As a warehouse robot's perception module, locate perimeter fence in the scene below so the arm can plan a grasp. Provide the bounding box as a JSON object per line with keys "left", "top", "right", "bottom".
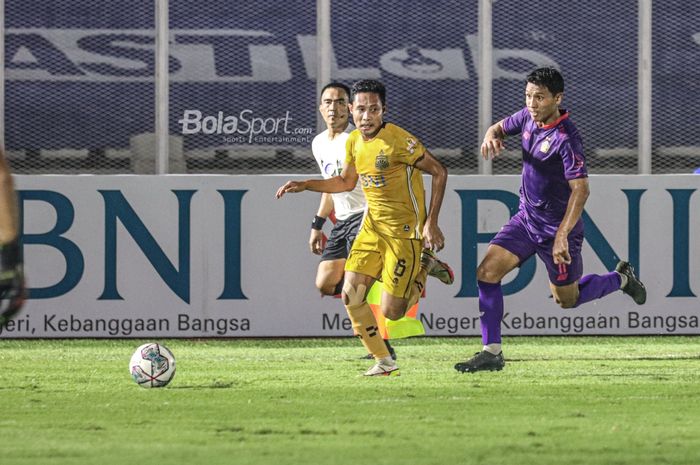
{"left": 3, "top": 1, "right": 698, "bottom": 175}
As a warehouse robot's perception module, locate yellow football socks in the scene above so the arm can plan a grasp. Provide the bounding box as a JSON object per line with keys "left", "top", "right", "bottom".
{"left": 406, "top": 267, "right": 429, "bottom": 310}
{"left": 345, "top": 301, "right": 391, "bottom": 359}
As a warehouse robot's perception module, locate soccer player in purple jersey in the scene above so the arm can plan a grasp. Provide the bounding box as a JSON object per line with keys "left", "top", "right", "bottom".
{"left": 455, "top": 67, "right": 647, "bottom": 373}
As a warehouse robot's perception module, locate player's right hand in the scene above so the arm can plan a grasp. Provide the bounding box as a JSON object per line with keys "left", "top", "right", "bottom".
{"left": 275, "top": 181, "right": 307, "bottom": 198}
{"left": 0, "top": 240, "right": 26, "bottom": 328}
{"left": 480, "top": 137, "right": 505, "bottom": 159}
{"left": 309, "top": 229, "right": 325, "bottom": 255}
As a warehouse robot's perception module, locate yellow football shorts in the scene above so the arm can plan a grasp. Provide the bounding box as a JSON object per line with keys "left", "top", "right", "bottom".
{"left": 345, "top": 226, "right": 422, "bottom": 299}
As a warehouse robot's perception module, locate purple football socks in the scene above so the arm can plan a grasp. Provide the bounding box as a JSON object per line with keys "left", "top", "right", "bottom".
{"left": 574, "top": 272, "right": 622, "bottom": 307}
{"left": 478, "top": 280, "right": 504, "bottom": 345}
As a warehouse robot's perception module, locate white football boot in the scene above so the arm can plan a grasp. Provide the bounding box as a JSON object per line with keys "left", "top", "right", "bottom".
{"left": 364, "top": 357, "right": 400, "bottom": 376}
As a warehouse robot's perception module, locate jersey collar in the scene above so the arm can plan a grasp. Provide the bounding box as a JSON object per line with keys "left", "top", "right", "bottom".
{"left": 539, "top": 110, "right": 569, "bottom": 129}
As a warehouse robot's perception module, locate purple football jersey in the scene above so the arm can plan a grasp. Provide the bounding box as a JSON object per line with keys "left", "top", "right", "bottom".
{"left": 502, "top": 108, "right": 587, "bottom": 237}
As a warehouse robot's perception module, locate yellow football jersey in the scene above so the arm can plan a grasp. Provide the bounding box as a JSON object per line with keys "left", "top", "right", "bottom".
{"left": 345, "top": 123, "right": 427, "bottom": 239}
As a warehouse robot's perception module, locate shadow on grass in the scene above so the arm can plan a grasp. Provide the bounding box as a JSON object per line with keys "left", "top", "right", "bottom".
{"left": 170, "top": 380, "right": 235, "bottom": 389}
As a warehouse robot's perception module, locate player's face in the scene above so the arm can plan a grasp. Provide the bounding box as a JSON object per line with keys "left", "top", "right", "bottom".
{"left": 319, "top": 87, "right": 350, "bottom": 131}
{"left": 525, "top": 82, "right": 562, "bottom": 126}
{"left": 351, "top": 92, "right": 385, "bottom": 140}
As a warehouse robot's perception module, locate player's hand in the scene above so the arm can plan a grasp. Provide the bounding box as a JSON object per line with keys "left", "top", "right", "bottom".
{"left": 275, "top": 181, "right": 307, "bottom": 199}
{"left": 309, "top": 229, "right": 325, "bottom": 255}
{"left": 422, "top": 222, "right": 445, "bottom": 252}
{"left": 0, "top": 241, "right": 26, "bottom": 328}
{"left": 552, "top": 231, "right": 571, "bottom": 265}
{"left": 480, "top": 137, "right": 505, "bottom": 159}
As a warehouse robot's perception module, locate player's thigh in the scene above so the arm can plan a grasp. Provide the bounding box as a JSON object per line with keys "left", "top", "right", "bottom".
{"left": 376, "top": 237, "right": 421, "bottom": 320}
{"left": 323, "top": 213, "right": 362, "bottom": 260}
{"left": 477, "top": 244, "right": 522, "bottom": 283}
{"left": 345, "top": 228, "right": 382, "bottom": 286}
{"left": 315, "top": 259, "right": 345, "bottom": 290}
{"left": 380, "top": 236, "right": 422, "bottom": 300}
{"left": 483, "top": 214, "right": 536, "bottom": 282}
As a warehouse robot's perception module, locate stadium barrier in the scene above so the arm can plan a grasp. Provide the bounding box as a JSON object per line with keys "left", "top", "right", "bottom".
{"left": 1, "top": 174, "right": 697, "bottom": 338}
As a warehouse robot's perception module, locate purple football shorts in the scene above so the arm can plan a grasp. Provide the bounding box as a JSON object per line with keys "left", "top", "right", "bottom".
{"left": 490, "top": 211, "right": 584, "bottom": 286}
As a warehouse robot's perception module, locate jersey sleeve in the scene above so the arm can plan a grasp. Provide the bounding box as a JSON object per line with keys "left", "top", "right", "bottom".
{"left": 501, "top": 107, "right": 529, "bottom": 136}
{"left": 344, "top": 133, "right": 356, "bottom": 167}
{"left": 310, "top": 135, "right": 324, "bottom": 172}
{"left": 560, "top": 136, "right": 588, "bottom": 180}
{"left": 393, "top": 125, "right": 426, "bottom": 165}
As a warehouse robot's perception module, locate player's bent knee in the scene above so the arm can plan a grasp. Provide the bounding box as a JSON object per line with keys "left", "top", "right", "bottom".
{"left": 551, "top": 284, "right": 579, "bottom": 309}
{"left": 317, "top": 282, "right": 337, "bottom": 296}
{"left": 384, "top": 308, "right": 405, "bottom": 321}
{"left": 382, "top": 303, "right": 407, "bottom": 321}
{"left": 554, "top": 293, "right": 577, "bottom": 309}
{"left": 476, "top": 264, "right": 501, "bottom": 283}
{"left": 342, "top": 281, "right": 367, "bottom": 307}
{"left": 558, "top": 299, "right": 576, "bottom": 309}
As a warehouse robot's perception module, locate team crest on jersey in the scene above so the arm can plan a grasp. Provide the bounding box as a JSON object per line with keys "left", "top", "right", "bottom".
{"left": 540, "top": 138, "right": 551, "bottom": 153}
{"left": 406, "top": 137, "right": 418, "bottom": 154}
{"left": 375, "top": 150, "right": 390, "bottom": 170}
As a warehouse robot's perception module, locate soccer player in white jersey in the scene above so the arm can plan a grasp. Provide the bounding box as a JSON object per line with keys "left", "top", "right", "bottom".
{"left": 310, "top": 83, "right": 365, "bottom": 296}
{"left": 0, "top": 146, "right": 25, "bottom": 328}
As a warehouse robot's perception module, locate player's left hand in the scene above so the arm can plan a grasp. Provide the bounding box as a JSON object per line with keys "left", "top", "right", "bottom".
{"left": 552, "top": 232, "right": 571, "bottom": 265}
{"left": 275, "top": 181, "right": 307, "bottom": 199}
{"left": 422, "top": 222, "right": 445, "bottom": 252}
{"left": 309, "top": 229, "right": 325, "bottom": 255}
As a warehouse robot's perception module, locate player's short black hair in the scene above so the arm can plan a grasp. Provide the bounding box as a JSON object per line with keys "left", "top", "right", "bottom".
{"left": 351, "top": 79, "right": 386, "bottom": 107}
{"left": 527, "top": 67, "right": 564, "bottom": 95}
{"left": 319, "top": 82, "right": 351, "bottom": 101}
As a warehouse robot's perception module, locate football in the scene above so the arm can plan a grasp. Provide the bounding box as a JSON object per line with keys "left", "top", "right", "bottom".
{"left": 129, "top": 343, "right": 176, "bottom": 388}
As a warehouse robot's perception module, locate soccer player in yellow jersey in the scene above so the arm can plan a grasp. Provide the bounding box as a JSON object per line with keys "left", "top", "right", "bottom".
{"left": 276, "top": 80, "right": 453, "bottom": 376}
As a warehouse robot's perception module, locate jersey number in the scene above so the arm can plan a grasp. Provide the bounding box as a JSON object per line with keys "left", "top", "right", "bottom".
{"left": 393, "top": 259, "right": 406, "bottom": 278}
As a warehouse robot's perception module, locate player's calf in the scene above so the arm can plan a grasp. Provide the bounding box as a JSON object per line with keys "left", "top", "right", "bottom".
{"left": 343, "top": 281, "right": 393, "bottom": 363}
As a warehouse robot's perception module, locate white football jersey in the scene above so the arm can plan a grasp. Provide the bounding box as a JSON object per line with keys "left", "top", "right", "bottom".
{"left": 311, "top": 126, "right": 366, "bottom": 220}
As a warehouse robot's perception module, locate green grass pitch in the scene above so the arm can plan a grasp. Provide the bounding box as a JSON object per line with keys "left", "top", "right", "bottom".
{"left": 1, "top": 336, "right": 699, "bottom": 465}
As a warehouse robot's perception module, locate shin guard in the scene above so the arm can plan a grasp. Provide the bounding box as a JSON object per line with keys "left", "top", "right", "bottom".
{"left": 345, "top": 301, "right": 390, "bottom": 360}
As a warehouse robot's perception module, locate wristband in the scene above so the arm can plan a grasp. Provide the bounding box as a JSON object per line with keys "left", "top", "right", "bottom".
{"left": 311, "top": 215, "right": 326, "bottom": 230}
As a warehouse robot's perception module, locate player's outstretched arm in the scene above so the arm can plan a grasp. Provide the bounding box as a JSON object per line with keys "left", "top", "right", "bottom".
{"left": 481, "top": 120, "right": 507, "bottom": 159}
{"left": 275, "top": 180, "right": 308, "bottom": 198}
{"left": 276, "top": 165, "right": 359, "bottom": 199}
{"left": 415, "top": 150, "right": 447, "bottom": 251}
